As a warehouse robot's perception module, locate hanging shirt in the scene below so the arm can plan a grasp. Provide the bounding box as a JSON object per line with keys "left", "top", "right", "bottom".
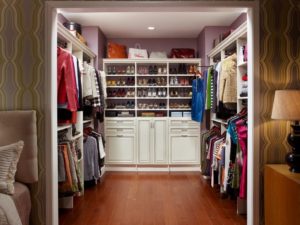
{"left": 191, "top": 78, "right": 205, "bottom": 122}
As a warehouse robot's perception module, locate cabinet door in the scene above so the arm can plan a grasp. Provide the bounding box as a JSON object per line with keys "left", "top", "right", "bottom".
{"left": 106, "top": 134, "right": 135, "bottom": 164}
{"left": 137, "top": 119, "right": 152, "bottom": 163}
{"left": 169, "top": 134, "right": 200, "bottom": 164}
{"left": 153, "top": 119, "right": 167, "bottom": 164}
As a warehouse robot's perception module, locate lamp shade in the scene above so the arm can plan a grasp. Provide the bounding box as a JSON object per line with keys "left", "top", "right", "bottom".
{"left": 271, "top": 90, "right": 300, "bottom": 120}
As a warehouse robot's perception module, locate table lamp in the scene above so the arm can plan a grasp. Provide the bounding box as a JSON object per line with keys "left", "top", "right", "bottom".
{"left": 271, "top": 90, "right": 300, "bottom": 172}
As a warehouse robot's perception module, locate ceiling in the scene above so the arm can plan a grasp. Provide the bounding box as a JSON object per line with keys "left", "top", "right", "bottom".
{"left": 62, "top": 12, "right": 243, "bottom": 38}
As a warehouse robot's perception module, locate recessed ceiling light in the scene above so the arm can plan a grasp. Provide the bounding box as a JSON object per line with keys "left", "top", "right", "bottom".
{"left": 147, "top": 26, "right": 155, "bottom": 30}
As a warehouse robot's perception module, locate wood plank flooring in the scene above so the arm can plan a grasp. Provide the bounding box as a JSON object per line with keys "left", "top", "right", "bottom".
{"left": 59, "top": 172, "right": 246, "bottom": 225}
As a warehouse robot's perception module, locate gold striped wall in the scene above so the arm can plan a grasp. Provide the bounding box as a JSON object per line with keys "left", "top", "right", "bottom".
{"left": 0, "top": 0, "right": 299, "bottom": 225}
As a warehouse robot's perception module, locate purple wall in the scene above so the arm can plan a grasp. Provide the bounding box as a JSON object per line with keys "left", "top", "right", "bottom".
{"left": 197, "top": 13, "right": 247, "bottom": 66}
{"left": 108, "top": 38, "right": 197, "bottom": 58}
{"left": 230, "top": 13, "right": 247, "bottom": 30}
{"left": 197, "top": 26, "right": 230, "bottom": 66}
{"left": 82, "top": 26, "right": 107, "bottom": 70}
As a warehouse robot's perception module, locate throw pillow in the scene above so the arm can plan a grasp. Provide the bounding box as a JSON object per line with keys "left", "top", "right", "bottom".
{"left": 0, "top": 141, "right": 24, "bottom": 195}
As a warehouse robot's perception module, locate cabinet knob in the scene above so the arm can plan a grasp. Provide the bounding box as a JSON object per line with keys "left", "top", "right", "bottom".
{"left": 117, "top": 134, "right": 123, "bottom": 137}
{"left": 181, "top": 134, "right": 188, "bottom": 137}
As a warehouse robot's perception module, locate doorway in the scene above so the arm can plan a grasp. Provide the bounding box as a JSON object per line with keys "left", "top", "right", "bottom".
{"left": 45, "top": 1, "right": 260, "bottom": 225}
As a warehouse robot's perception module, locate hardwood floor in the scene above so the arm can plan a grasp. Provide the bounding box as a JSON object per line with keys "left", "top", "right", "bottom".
{"left": 59, "top": 172, "right": 246, "bottom": 225}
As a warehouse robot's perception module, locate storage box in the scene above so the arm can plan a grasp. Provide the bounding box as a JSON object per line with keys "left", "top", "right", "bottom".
{"left": 183, "top": 112, "right": 191, "bottom": 117}
{"left": 171, "top": 111, "right": 182, "bottom": 117}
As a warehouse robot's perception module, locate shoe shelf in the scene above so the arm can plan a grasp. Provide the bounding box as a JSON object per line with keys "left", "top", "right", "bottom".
{"left": 103, "top": 58, "right": 201, "bottom": 117}
{"left": 106, "top": 74, "right": 136, "bottom": 77}
{"left": 107, "top": 86, "right": 135, "bottom": 88}
{"left": 106, "top": 97, "right": 135, "bottom": 99}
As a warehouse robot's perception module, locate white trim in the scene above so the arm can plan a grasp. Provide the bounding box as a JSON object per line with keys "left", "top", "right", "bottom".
{"left": 247, "top": 4, "right": 260, "bottom": 225}
{"left": 45, "top": 2, "right": 259, "bottom": 225}
{"left": 169, "top": 166, "right": 201, "bottom": 172}
{"left": 207, "top": 21, "right": 247, "bottom": 58}
{"left": 57, "top": 22, "right": 96, "bottom": 58}
{"left": 103, "top": 58, "right": 202, "bottom": 64}
{"left": 45, "top": 3, "right": 58, "bottom": 225}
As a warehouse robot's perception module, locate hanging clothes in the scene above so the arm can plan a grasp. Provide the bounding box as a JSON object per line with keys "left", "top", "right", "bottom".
{"left": 83, "top": 135, "right": 100, "bottom": 182}
{"left": 191, "top": 77, "right": 205, "bottom": 122}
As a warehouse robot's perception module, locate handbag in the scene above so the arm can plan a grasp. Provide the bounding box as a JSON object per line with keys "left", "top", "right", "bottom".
{"left": 107, "top": 42, "right": 127, "bottom": 58}
{"left": 149, "top": 51, "right": 167, "bottom": 59}
{"left": 170, "top": 48, "right": 195, "bottom": 58}
{"left": 128, "top": 44, "right": 148, "bottom": 59}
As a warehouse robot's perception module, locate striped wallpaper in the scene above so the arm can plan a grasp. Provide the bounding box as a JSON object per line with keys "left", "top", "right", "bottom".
{"left": 0, "top": 0, "right": 299, "bottom": 224}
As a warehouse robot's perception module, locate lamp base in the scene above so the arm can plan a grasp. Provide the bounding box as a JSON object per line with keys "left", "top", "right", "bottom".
{"left": 286, "top": 152, "right": 300, "bottom": 173}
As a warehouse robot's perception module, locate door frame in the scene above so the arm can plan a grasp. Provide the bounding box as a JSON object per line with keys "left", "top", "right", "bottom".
{"left": 45, "top": 1, "right": 260, "bottom": 225}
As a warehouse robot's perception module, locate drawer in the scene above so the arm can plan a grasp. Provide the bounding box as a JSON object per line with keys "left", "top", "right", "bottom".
{"left": 170, "top": 127, "right": 199, "bottom": 134}
{"left": 105, "top": 118, "right": 135, "bottom": 127}
{"left": 169, "top": 119, "right": 200, "bottom": 128}
{"left": 105, "top": 127, "right": 135, "bottom": 135}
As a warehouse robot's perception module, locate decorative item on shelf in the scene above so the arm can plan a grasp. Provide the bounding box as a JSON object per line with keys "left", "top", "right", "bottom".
{"left": 271, "top": 90, "right": 300, "bottom": 173}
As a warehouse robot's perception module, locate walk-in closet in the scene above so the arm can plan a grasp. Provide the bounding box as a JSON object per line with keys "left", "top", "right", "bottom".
{"left": 45, "top": 2, "right": 259, "bottom": 225}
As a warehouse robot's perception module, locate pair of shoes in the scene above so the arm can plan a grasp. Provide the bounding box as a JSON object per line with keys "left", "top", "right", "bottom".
{"left": 170, "top": 77, "right": 179, "bottom": 86}
{"left": 127, "top": 77, "right": 135, "bottom": 85}
{"left": 126, "top": 101, "right": 135, "bottom": 109}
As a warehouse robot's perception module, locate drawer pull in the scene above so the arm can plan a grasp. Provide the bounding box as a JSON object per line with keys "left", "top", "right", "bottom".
{"left": 117, "top": 135, "right": 123, "bottom": 137}
{"left": 181, "top": 134, "right": 188, "bottom": 137}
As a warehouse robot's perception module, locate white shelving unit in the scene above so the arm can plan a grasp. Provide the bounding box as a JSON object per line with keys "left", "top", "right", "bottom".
{"left": 57, "top": 22, "right": 97, "bottom": 209}
{"left": 103, "top": 58, "right": 201, "bottom": 118}
{"left": 103, "top": 59, "right": 201, "bottom": 170}
{"left": 207, "top": 21, "right": 248, "bottom": 215}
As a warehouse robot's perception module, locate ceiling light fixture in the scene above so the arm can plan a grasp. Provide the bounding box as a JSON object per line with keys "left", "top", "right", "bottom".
{"left": 147, "top": 26, "right": 155, "bottom": 30}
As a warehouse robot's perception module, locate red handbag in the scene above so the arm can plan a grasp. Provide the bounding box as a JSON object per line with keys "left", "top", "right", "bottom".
{"left": 170, "top": 48, "right": 195, "bottom": 58}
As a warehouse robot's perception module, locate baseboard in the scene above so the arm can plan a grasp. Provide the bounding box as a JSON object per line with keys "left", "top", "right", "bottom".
{"left": 105, "top": 165, "right": 201, "bottom": 172}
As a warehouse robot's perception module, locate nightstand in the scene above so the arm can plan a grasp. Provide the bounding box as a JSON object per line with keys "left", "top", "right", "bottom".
{"left": 264, "top": 164, "right": 300, "bottom": 225}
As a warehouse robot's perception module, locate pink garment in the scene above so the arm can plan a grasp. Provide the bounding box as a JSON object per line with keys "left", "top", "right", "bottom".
{"left": 57, "top": 47, "right": 79, "bottom": 111}
{"left": 236, "top": 119, "right": 247, "bottom": 199}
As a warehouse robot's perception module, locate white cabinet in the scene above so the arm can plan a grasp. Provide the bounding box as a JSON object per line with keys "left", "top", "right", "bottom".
{"left": 106, "top": 133, "right": 135, "bottom": 164}
{"left": 137, "top": 118, "right": 167, "bottom": 164}
{"left": 169, "top": 118, "right": 200, "bottom": 165}
{"left": 105, "top": 118, "right": 136, "bottom": 164}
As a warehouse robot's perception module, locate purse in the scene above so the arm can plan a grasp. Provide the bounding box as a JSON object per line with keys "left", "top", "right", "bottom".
{"left": 170, "top": 48, "right": 195, "bottom": 58}
{"left": 128, "top": 44, "right": 148, "bottom": 59}
{"left": 149, "top": 51, "right": 167, "bottom": 59}
{"left": 107, "top": 42, "right": 127, "bottom": 58}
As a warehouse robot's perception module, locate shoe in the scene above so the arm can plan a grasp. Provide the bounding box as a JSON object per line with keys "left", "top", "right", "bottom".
{"left": 130, "top": 101, "right": 135, "bottom": 108}
{"left": 130, "top": 65, "right": 135, "bottom": 74}
{"left": 152, "top": 89, "right": 157, "bottom": 97}
{"left": 148, "top": 78, "right": 153, "bottom": 86}
{"left": 153, "top": 65, "right": 158, "bottom": 74}
{"left": 149, "top": 65, "right": 153, "bottom": 74}
{"left": 184, "top": 78, "right": 189, "bottom": 86}
{"left": 116, "top": 79, "right": 121, "bottom": 86}
{"left": 154, "top": 103, "right": 158, "bottom": 109}
{"left": 163, "top": 66, "right": 167, "bottom": 74}
{"left": 107, "top": 80, "right": 112, "bottom": 86}
{"left": 121, "top": 80, "right": 126, "bottom": 86}
{"left": 157, "top": 77, "right": 161, "bottom": 86}
{"left": 170, "top": 77, "right": 174, "bottom": 86}
{"left": 158, "top": 66, "right": 162, "bottom": 74}
{"left": 147, "top": 89, "right": 152, "bottom": 97}
{"left": 126, "top": 66, "right": 131, "bottom": 75}
{"left": 158, "top": 88, "right": 162, "bottom": 97}
{"left": 143, "top": 89, "right": 147, "bottom": 97}
{"left": 161, "top": 77, "right": 166, "bottom": 86}
{"left": 180, "top": 78, "right": 185, "bottom": 86}
{"left": 107, "top": 66, "right": 112, "bottom": 75}
{"left": 138, "top": 103, "right": 142, "bottom": 109}
{"left": 162, "top": 88, "right": 167, "bottom": 97}
{"left": 137, "top": 89, "right": 142, "bottom": 97}
{"left": 112, "top": 66, "right": 116, "bottom": 74}
{"left": 126, "top": 101, "right": 131, "bottom": 108}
